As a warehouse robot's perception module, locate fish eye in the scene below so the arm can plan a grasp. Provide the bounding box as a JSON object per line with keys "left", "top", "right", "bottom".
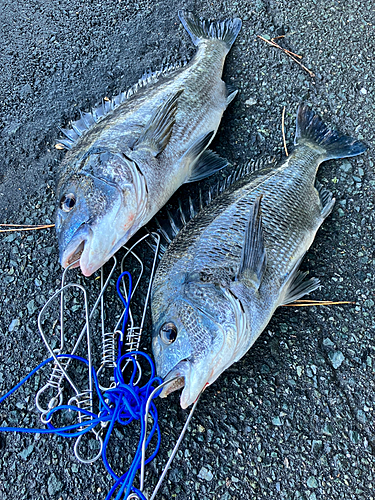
{"left": 60, "top": 193, "right": 76, "bottom": 212}
{"left": 160, "top": 322, "right": 178, "bottom": 344}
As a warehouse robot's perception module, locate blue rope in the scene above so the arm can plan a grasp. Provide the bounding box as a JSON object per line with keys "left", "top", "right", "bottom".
{"left": 0, "top": 271, "right": 163, "bottom": 500}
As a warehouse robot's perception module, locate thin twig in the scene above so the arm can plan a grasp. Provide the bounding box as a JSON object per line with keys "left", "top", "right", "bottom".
{"left": 0, "top": 224, "right": 55, "bottom": 233}
{"left": 257, "top": 35, "right": 315, "bottom": 78}
{"left": 287, "top": 54, "right": 315, "bottom": 78}
{"left": 283, "top": 300, "right": 355, "bottom": 307}
{"left": 282, "top": 106, "right": 288, "bottom": 157}
{"left": 257, "top": 35, "right": 303, "bottom": 59}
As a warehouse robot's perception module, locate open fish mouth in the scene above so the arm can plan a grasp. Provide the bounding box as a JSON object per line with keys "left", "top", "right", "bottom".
{"left": 159, "top": 360, "right": 208, "bottom": 408}
{"left": 60, "top": 238, "right": 86, "bottom": 269}
{"left": 59, "top": 226, "right": 91, "bottom": 271}
{"left": 160, "top": 375, "right": 185, "bottom": 397}
{"left": 159, "top": 360, "right": 190, "bottom": 398}
{"left": 64, "top": 240, "right": 85, "bottom": 268}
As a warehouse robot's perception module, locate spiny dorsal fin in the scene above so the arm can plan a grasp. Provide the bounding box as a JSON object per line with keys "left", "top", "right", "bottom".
{"left": 57, "top": 61, "right": 188, "bottom": 150}
{"left": 133, "top": 89, "right": 183, "bottom": 156}
{"left": 209, "top": 155, "right": 277, "bottom": 196}
{"left": 235, "top": 196, "right": 267, "bottom": 289}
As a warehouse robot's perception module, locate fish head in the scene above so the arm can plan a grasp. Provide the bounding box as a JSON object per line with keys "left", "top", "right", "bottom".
{"left": 152, "top": 277, "right": 241, "bottom": 409}
{"left": 56, "top": 148, "right": 147, "bottom": 276}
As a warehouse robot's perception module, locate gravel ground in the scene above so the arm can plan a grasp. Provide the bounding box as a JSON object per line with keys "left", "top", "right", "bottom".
{"left": 0, "top": 1, "right": 374, "bottom": 499}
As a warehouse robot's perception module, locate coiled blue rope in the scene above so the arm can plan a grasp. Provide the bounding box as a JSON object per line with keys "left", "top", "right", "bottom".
{"left": 0, "top": 271, "right": 163, "bottom": 500}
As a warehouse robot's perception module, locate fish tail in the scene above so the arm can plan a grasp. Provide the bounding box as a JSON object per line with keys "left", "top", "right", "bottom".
{"left": 178, "top": 10, "right": 242, "bottom": 50}
{"left": 295, "top": 104, "right": 367, "bottom": 161}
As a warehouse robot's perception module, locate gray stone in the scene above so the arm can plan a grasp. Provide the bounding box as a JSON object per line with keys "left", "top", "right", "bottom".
{"left": 47, "top": 473, "right": 62, "bottom": 495}
{"left": 197, "top": 466, "right": 213, "bottom": 481}
{"left": 8, "top": 318, "right": 20, "bottom": 332}
{"left": 328, "top": 350, "right": 345, "bottom": 369}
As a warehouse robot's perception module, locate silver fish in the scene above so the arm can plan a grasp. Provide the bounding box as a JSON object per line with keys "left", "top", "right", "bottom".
{"left": 55, "top": 11, "right": 242, "bottom": 276}
{"left": 151, "top": 105, "right": 367, "bottom": 409}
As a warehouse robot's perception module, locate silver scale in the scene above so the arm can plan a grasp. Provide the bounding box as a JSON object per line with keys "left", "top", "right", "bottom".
{"left": 34, "top": 232, "right": 200, "bottom": 500}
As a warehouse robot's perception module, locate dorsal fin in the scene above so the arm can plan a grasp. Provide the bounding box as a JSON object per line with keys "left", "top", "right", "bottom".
{"left": 57, "top": 62, "right": 188, "bottom": 150}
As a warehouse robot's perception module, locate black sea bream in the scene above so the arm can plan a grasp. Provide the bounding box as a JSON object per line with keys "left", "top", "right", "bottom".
{"left": 55, "top": 11, "right": 242, "bottom": 276}
{"left": 151, "top": 105, "right": 367, "bottom": 409}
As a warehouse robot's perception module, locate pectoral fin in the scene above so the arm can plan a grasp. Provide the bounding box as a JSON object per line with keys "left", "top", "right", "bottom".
{"left": 236, "top": 196, "right": 267, "bottom": 289}
{"left": 134, "top": 89, "right": 183, "bottom": 156}
{"left": 186, "top": 147, "right": 229, "bottom": 183}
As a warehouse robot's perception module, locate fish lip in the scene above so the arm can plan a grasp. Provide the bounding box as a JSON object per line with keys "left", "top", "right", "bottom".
{"left": 59, "top": 225, "right": 91, "bottom": 270}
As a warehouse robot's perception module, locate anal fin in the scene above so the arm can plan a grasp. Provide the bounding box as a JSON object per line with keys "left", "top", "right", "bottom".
{"left": 315, "top": 180, "right": 335, "bottom": 219}
{"left": 281, "top": 261, "right": 320, "bottom": 306}
{"left": 134, "top": 89, "right": 183, "bottom": 156}
{"left": 236, "top": 196, "right": 267, "bottom": 289}
{"left": 226, "top": 83, "right": 238, "bottom": 106}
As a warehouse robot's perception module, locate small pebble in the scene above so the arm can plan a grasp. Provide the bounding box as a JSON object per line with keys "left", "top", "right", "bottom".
{"left": 8, "top": 318, "right": 20, "bottom": 332}
{"left": 329, "top": 351, "right": 345, "bottom": 369}
{"left": 198, "top": 466, "right": 213, "bottom": 481}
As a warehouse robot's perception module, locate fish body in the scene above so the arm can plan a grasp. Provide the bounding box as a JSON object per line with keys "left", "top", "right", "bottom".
{"left": 55, "top": 11, "right": 242, "bottom": 276}
{"left": 151, "top": 105, "right": 367, "bottom": 409}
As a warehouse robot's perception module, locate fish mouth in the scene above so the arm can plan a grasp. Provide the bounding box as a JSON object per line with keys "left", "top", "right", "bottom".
{"left": 159, "top": 361, "right": 189, "bottom": 398}
{"left": 59, "top": 226, "right": 91, "bottom": 273}
{"left": 65, "top": 240, "right": 85, "bottom": 268}
{"left": 60, "top": 221, "right": 140, "bottom": 277}
{"left": 159, "top": 360, "right": 208, "bottom": 409}
{"left": 161, "top": 375, "right": 186, "bottom": 397}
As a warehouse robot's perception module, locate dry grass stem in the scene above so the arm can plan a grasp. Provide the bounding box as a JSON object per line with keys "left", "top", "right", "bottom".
{"left": 282, "top": 106, "right": 288, "bottom": 157}
{"left": 0, "top": 224, "right": 55, "bottom": 233}
{"left": 257, "top": 35, "right": 315, "bottom": 78}
{"left": 283, "top": 299, "right": 355, "bottom": 308}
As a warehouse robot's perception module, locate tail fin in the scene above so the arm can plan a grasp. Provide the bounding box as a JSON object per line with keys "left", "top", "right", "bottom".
{"left": 295, "top": 104, "right": 367, "bottom": 161}
{"left": 178, "top": 10, "right": 242, "bottom": 50}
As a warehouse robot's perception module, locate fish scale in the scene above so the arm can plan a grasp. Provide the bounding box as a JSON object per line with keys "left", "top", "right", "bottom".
{"left": 161, "top": 150, "right": 323, "bottom": 281}
{"left": 151, "top": 104, "right": 367, "bottom": 409}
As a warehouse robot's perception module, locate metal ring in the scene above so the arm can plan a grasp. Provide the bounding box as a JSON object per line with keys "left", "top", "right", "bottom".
{"left": 35, "top": 384, "right": 64, "bottom": 414}
{"left": 74, "top": 432, "right": 103, "bottom": 464}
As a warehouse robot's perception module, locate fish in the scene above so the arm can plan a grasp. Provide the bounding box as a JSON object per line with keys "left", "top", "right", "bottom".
{"left": 151, "top": 104, "right": 367, "bottom": 409}
{"left": 55, "top": 10, "right": 242, "bottom": 276}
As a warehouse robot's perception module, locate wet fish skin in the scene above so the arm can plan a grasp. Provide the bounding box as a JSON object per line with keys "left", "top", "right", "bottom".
{"left": 151, "top": 104, "right": 367, "bottom": 409}
{"left": 56, "top": 11, "right": 242, "bottom": 276}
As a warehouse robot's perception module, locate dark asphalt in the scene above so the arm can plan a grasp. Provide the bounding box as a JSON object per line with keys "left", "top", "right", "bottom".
{"left": 0, "top": 1, "right": 374, "bottom": 499}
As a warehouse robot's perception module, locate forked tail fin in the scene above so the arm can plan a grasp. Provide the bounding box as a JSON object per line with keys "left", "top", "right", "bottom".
{"left": 178, "top": 10, "right": 242, "bottom": 50}
{"left": 295, "top": 104, "right": 367, "bottom": 161}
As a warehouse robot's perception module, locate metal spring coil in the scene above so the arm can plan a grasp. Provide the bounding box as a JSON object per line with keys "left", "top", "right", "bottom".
{"left": 46, "top": 359, "right": 69, "bottom": 390}
{"left": 124, "top": 327, "right": 142, "bottom": 354}
{"left": 101, "top": 331, "right": 117, "bottom": 368}
{"left": 73, "top": 391, "right": 94, "bottom": 425}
